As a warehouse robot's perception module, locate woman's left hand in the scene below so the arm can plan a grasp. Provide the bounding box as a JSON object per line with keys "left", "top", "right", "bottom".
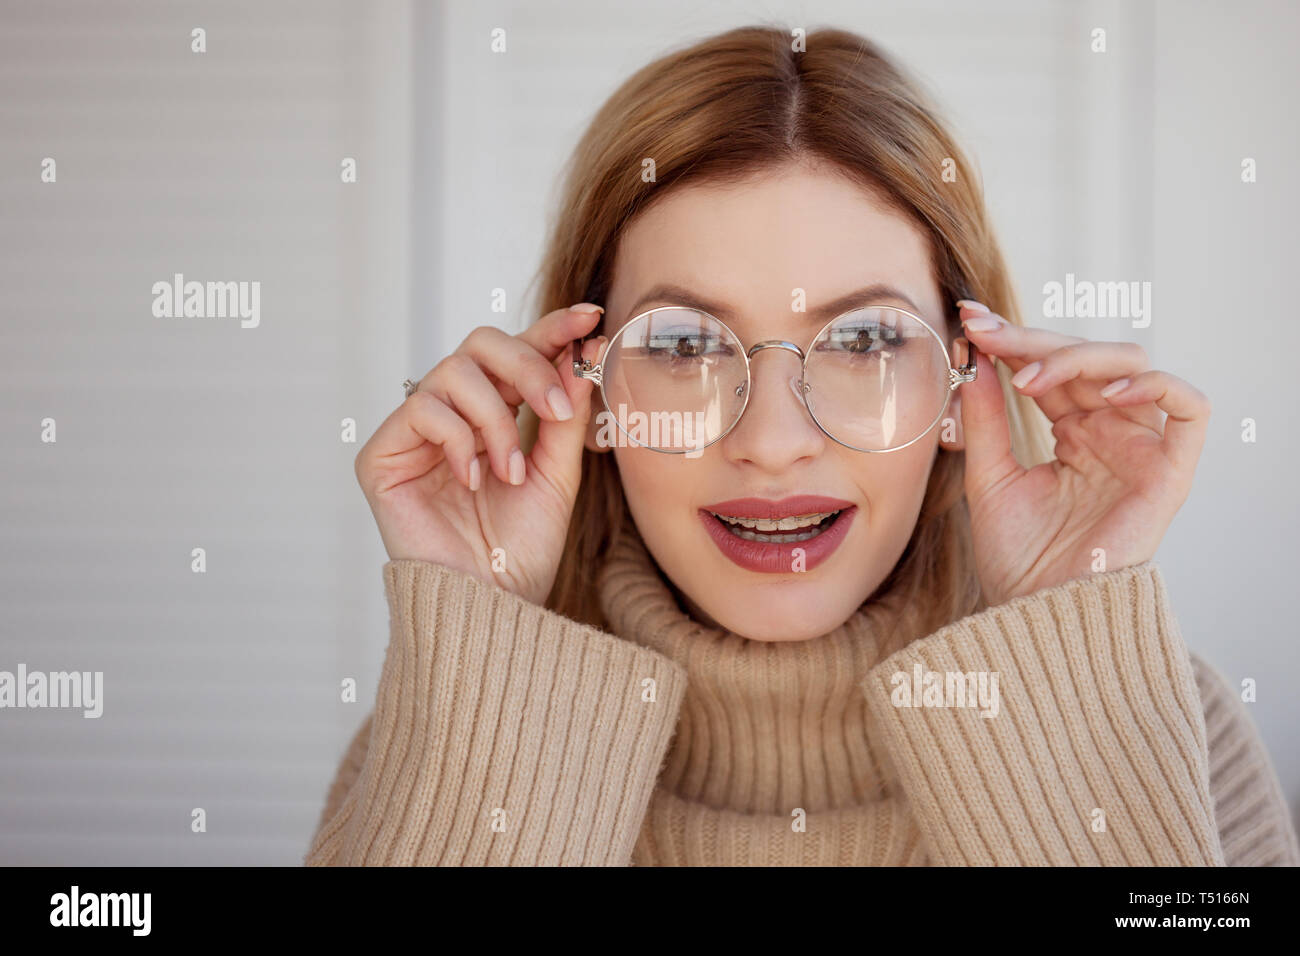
{"left": 954, "top": 300, "right": 1211, "bottom": 607}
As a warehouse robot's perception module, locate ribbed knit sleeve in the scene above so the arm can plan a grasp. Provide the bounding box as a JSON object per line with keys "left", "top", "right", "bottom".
{"left": 304, "top": 560, "right": 688, "bottom": 866}
{"left": 860, "top": 561, "right": 1225, "bottom": 866}
{"left": 1190, "top": 657, "right": 1300, "bottom": 866}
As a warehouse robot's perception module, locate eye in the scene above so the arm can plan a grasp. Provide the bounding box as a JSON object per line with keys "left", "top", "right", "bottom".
{"left": 820, "top": 321, "right": 903, "bottom": 354}
{"left": 646, "top": 328, "right": 732, "bottom": 362}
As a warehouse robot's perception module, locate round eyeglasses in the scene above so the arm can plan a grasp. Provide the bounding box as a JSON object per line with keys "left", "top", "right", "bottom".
{"left": 571, "top": 304, "right": 977, "bottom": 454}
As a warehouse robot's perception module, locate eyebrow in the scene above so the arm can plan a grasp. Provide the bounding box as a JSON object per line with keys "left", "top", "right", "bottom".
{"left": 625, "top": 281, "right": 927, "bottom": 324}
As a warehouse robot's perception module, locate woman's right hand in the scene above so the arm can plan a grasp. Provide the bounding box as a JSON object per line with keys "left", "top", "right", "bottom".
{"left": 355, "top": 304, "right": 607, "bottom": 605}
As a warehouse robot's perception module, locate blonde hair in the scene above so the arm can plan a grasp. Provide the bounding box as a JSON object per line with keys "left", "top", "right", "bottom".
{"left": 518, "top": 24, "right": 1053, "bottom": 641}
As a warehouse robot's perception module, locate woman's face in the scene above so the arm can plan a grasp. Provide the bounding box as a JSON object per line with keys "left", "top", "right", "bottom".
{"left": 592, "top": 160, "right": 961, "bottom": 642}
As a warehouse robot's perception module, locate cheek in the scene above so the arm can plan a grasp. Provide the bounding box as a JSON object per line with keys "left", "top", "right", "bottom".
{"left": 845, "top": 442, "right": 938, "bottom": 527}
{"left": 612, "top": 447, "right": 675, "bottom": 515}
{"left": 614, "top": 446, "right": 707, "bottom": 545}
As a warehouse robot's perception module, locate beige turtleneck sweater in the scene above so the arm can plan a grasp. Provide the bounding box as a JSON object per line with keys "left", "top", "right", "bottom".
{"left": 304, "top": 521, "right": 1299, "bottom": 866}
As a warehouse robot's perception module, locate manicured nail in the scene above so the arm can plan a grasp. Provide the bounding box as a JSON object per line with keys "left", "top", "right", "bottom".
{"left": 1099, "top": 377, "right": 1131, "bottom": 399}
{"left": 468, "top": 457, "right": 481, "bottom": 491}
{"left": 570, "top": 302, "right": 605, "bottom": 314}
{"left": 962, "top": 316, "right": 1003, "bottom": 332}
{"left": 1011, "top": 361, "right": 1042, "bottom": 389}
{"left": 509, "top": 448, "right": 526, "bottom": 485}
{"left": 547, "top": 385, "right": 574, "bottom": 421}
{"left": 957, "top": 299, "right": 990, "bottom": 313}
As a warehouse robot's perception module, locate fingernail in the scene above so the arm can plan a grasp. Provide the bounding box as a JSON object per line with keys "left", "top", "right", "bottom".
{"left": 957, "top": 299, "right": 990, "bottom": 313}
{"left": 962, "top": 316, "right": 1003, "bottom": 332}
{"left": 547, "top": 385, "right": 574, "bottom": 421}
{"left": 1011, "top": 362, "right": 1041, "bottom": 389}
{"left": 570, "top": 302, "right": 605, "bottom": 314}
{"left": 1099, "top": 377, "right": 1130, "bottom": 399}
{"left": 509, "top": 448, "right": 526, "bottom": 485}
{"left": 468, "top": 457, "right": 481, "bottom": 491}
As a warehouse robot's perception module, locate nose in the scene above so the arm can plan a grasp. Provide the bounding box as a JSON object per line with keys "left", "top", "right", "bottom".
{"left": 719, "top": 343, "right": 825, "bottom": 469}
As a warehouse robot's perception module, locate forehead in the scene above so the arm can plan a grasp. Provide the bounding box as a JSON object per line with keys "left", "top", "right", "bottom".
{"left": 609, "top": 162, "right": 937, "bottom": 319}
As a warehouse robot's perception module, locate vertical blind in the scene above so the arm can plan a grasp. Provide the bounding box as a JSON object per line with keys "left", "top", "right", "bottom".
{"left": 0, "top": 0, "right": 413, "bottom": 864}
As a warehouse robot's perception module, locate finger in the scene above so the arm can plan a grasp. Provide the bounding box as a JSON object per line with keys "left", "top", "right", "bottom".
{"left": 1026, "top": 340, "right": 1165, "bottom": 433}
{"left": 1097, "top": 369, "right": 1212, "bottom": 474}
{"left": 1013, "top": 340, "right": 1150, "bottom": 395}
{"left": 528, "top": 334, "right": 606, "bottom": 501}
{"left": 428, "top": 354, "right": 529, "bottom": 485}
{"left": 959, "top": 309, "right": 1090, "bottom": 420}
{"left": 959, "top": 305, "right": 1086, "bottom": 371}
{"left": 956, "top": 339, "right": 1023, "bottom": 499}
{"left": 363, "top": 390, "right": 479, "bottom": 494}
{"left": 516, "top": 303, "right": 605, "bottom": 360}
{"left": 449, "top": 326, "right": 580, "bottom": 430}
{"left": 1096, "top": 394, "right": 1167, "bottom": 435}
{"left": 1010, "top": 340, "right": 1152, "bottom": 421}
{"left": 961, "top": 303, "right": 1139, "bottom": 415}
{"left": 484, "top": 368, "right": 526, "bottom": 410}
{"left": 452, "top": 312, "right": 603, "bottom": 424}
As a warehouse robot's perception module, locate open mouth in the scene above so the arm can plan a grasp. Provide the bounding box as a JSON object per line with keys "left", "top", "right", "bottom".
{"left": 697, "top": 496, "right": 858, "bottom": 573}
{"left": 707, "top": 510, "right": 844, "bottom": 543}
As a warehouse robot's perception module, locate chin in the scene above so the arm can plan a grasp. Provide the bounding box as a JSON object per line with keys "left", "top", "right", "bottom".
{"left": 702, "top": 569, "right": 865, "bottom": 642}
{"left": 721, "top": 610, "right": 848, "bottom": 643}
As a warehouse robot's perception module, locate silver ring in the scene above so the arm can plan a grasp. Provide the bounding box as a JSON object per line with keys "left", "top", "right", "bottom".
{"left": 402, "top": 378, "right": 419, "bottom": 398}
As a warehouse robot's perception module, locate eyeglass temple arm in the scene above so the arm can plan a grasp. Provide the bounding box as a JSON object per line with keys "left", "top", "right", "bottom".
{"left": 573, "top": 338, "right": 604, "bottom": 387}
{"left": 949, "top": 338, "right": 978, "bottom": 390}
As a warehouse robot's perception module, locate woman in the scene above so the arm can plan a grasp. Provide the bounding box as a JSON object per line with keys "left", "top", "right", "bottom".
{"left": 305, "top": 25, "right": 1298, "bottom": 866}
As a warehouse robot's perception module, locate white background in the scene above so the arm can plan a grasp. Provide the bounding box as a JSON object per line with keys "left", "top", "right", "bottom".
{"left": 1, "top": 0, "right": 1295, "bottom": 864}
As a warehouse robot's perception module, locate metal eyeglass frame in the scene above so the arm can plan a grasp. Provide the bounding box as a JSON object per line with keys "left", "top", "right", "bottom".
{"left": 571, "top": 303, "right": 978, "bottom": 454}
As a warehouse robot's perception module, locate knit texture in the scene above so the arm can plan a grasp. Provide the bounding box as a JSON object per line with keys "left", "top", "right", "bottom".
{"left": 1192, "top": 657, "right": 1300, "bottom": 865}
{"left": 305, "top": 556, "right": 687, "bottom": 865}
{"left": 305, "top": 521, "right": 1299, "bottom": 867}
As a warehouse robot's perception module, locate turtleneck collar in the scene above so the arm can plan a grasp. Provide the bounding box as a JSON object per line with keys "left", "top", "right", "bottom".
{"left": 597, "top": 518, "right": 918, "bottom": 816}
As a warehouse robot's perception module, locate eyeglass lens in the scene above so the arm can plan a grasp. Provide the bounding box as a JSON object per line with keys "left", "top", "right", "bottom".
{"left": 598, "top": 306, "right": 953, "bottom": 453}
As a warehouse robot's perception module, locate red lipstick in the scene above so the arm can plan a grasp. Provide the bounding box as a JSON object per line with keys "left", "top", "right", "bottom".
{"left": 698, "top": 496, "right": 857, "bottom": 574}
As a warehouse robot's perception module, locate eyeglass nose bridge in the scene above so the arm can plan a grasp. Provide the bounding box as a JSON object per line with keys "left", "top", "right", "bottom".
{"left": 746, "top": 339, "right": 804, "bottom": 360}
{"left": 742, "top": 340, "right": 810, "bottom": 402}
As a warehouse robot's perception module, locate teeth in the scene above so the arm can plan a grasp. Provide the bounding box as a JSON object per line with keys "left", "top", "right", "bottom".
{"left": 711, "top": 511, "right": 837, "bottom": 531}
{"left": 726, "top": 525, "right": 828, "bottom": 543}
{"left": 711, "top": 510, "right": 843, "bottom": 543}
